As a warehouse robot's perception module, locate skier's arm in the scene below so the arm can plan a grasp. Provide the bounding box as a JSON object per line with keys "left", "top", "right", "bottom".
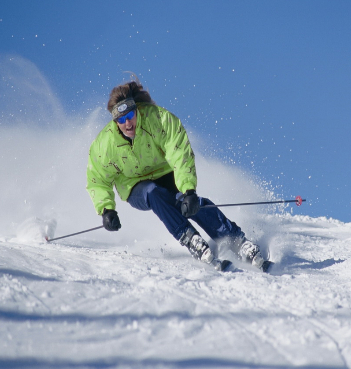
{"left": 157, "top": 109, "right": 197, "bottom": 193}
{"left": 86, "top": 143, "right": 116, "bottom": 215}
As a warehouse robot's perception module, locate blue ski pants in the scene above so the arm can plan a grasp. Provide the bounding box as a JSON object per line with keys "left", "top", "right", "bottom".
{"left": 127, "top": 180, "right": 244, "bottom": 243}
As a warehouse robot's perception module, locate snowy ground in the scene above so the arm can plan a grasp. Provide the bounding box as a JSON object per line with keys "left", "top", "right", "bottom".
{"left": 1, "top": 70, "right": 351, "bottom": 367}
{"left": 1, "top": 210, "right": 351, "bottom": 369}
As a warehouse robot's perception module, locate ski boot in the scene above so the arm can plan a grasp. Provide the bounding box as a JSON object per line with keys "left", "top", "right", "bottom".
{"left": 239, "top": 238, "right": 273, "bottom": 273}
{"left": 180, "top": 228, "right": 232, "bottom": 271}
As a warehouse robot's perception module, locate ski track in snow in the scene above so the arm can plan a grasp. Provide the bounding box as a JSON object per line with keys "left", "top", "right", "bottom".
{"left": 1, "top": 214, "right": 351, "bottom": 369}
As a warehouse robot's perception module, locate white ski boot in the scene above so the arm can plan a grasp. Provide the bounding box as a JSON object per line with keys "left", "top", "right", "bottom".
{"left": 239, "top": 239, "right": 273, "bottom": 273}
{"left": 180, "top": 228, "right": 232, "bottom": 271}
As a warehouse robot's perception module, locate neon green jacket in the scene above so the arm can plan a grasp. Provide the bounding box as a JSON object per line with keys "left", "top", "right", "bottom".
{"left": 86, "top": 103, "right": 197, "bottom": 215}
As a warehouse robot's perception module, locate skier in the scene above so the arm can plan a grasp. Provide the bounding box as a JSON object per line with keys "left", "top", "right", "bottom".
{"left": 86, "top": 77, "right": 272, "bottom": 272}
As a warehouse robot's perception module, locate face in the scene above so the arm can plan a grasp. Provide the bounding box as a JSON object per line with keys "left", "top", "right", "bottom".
{"left": 117, "top": 110, "right": 137, "bottom": 139}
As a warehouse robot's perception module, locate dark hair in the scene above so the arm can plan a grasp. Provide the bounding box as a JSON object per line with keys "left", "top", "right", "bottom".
{"left": 107, "top": 74, "right": 155, "bottom": 112}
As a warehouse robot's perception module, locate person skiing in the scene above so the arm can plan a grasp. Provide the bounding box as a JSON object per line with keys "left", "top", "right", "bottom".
{"left": 86, "top": 77, "right": 272, "bottom": 272}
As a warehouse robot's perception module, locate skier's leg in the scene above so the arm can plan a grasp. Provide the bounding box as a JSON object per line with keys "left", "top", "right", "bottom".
{"left": 189, "top": 197, "right": 245, "bottom": 249}
{"left": 127, "top": 181, "right": 220, "bottom": 267}
{"left": 127, "top": 180, "right": 189, "bottom": 239}
{"left": 190, "top": 197, "right": 267, "bottom": 269}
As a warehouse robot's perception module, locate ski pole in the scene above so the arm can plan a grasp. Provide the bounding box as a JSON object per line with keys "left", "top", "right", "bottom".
{"left": 46, "top": 197, "right": 305, "bottom": 242}
{"left": 46, "top": 225, "right": 104, "bottom": 242}
{"left": 201, "top": 195, "right": 306, "bottom": 208}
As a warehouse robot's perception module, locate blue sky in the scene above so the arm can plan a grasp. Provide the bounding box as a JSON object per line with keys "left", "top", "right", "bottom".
{"left": 1, "top": 0, "right": 350, "bottom": 222}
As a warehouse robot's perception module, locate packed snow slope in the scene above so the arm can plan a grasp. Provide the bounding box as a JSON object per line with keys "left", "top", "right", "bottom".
{"left": 1, "top": 210, "right": 351, "bottom": 369}
{"left": 1, "top": 137, "right": 351, "bottom": 368}
{"left": 1, "top": 67, "right": 351, "bottom": 367}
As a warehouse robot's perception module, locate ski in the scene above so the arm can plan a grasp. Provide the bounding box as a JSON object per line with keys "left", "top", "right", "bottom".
{"left": 261, "top": 260, "right": 274, "bottom": 273}
{"left": 210, "top": 258, "right": 233, "bottom": 272}
{"left": 210, "top": 258, "right": 274, "bottom": 273}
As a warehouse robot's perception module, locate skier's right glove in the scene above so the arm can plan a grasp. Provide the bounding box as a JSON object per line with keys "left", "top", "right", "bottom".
{"left": 181, "top": 190, "right": 200, "bottom": 218}
{"left": 102, "top": 209, "right": 121, "bottom": 231}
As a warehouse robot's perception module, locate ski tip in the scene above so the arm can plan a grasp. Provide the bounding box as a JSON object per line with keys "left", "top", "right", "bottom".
{"left": 261, "top": 260, "right": 274, "bottom": 273}
{"left": 211, "top": 259, "right": 233, "bottom": 272}
{"left": 220, "top": 260, "right": 233, "bottom": 272}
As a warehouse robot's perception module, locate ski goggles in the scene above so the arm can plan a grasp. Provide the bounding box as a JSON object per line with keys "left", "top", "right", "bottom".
{"left": 116, "top": 109, "right": 135, "bottom": 124}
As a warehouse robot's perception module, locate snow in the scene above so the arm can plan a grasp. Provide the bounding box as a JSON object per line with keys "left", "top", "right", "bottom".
{"left": 1, "top": 142, "right": 351, "bottom": 369}
{"left": 1, "top": 214, "right": 351, "bottom": 369}
{"left": 1, "top": 61, "right": 351, "bottom": 367}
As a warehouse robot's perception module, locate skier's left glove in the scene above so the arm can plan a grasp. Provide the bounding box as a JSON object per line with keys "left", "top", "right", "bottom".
{"left": 181, "top": 190, "right": 200, "bottom": 218}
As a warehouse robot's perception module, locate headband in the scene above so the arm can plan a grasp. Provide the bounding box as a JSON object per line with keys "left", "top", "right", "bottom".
{"left": 111, "top": 98, "right": 137, "bottom": 120}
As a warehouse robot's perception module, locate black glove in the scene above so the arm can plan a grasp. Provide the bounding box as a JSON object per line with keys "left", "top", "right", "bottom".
{"left": 102, "top": 209, "right": 121, "bottom": 231}
{"left": 181, "top": 190, "right": 200, "bottom": 218}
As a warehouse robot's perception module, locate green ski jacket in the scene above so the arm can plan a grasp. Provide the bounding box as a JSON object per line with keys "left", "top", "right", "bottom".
{"left": 86, "top": 103, "right": 197, "bottom": 215}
